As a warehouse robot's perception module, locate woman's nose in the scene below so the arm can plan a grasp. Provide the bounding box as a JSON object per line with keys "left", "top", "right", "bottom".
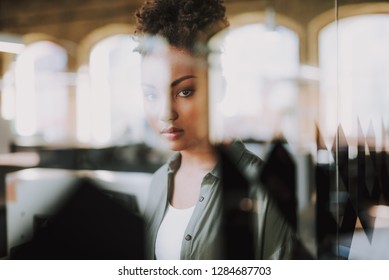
{"left": 159, "top": 98, "right": 178, "bottom": 122}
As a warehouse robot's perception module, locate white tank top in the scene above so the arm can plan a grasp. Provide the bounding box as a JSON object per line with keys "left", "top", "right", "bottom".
{"left": 155, "top": 204, "right": 195, "bottom": 260}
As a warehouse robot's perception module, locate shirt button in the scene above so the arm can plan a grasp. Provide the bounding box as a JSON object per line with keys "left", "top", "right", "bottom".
{"left": 199, "top": 196, "right": 204, "bottom": 202}
{"left": 185, "top": 234, "right": 192, "bottom": 241}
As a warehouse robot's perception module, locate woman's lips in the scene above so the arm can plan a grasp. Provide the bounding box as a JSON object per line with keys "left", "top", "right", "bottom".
{"left": 160, "top": 127, "right": 184, "bottom": 140}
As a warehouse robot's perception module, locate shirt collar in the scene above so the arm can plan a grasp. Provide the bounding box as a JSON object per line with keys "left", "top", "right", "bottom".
{"left": 207, "top": 140, "right": 247, "bottom": 179}
{"left": 165, "top": 140, "right": 246, "bottom": 179}
{"left": 167, "top": 152, "right": 181, "bottom": 174}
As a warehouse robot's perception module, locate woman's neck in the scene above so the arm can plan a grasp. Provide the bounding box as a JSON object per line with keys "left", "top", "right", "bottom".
{"left": 170, "top": 144, "right": 217, "bottom": 209}
{"left": 179, "top": 145, "right": 217, "bottom": 172}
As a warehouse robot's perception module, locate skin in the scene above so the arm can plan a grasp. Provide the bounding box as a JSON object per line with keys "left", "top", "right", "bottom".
{"left": 141, "top": 46, "right": 217, "bottom": 209}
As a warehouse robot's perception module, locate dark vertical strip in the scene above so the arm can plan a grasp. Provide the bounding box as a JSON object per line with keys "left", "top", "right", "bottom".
{"left": 218, "top": 145, "right": 254, "bottom": 259}
{"left": 316, "top": 126, "right": 338, "bottom": 259}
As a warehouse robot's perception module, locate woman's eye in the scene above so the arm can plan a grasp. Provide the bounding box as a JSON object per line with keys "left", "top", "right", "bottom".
{"left": 144, "top": 92, "right": 158, "bottom": 101}
{"left": 177, "top": 89, "right": 194, "bottom": 97}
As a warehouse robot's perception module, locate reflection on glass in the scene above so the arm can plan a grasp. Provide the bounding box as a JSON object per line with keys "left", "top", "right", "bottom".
{"left": 320, "top": 12, "right": 389, "bottom": 259}
{"left": 320, "top": 14, "right": 389, "bottom": 149}
{"left": 209, "top": 23, "right": 299, "bottom": 143}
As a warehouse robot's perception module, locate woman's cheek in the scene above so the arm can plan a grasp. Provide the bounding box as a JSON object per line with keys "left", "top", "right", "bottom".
{"left": 144, "top": 105, "right": 159, "bottom": 131}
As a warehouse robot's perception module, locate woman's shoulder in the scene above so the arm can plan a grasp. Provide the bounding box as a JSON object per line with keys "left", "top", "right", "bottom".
{"left": 151, "top": 163, "right": 168, "bottom": 180}
{"left": 148, "top": 164, "right": 168, "bottom": 194}
{"left": 225, "top": 140, "right": 263, "bottom": 171}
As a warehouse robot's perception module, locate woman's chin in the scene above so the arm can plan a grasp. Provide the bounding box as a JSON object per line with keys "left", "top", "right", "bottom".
{"left": 167, "top": 144, "right": 185, "bottom": 152}
{"left": 161, "top": 139, "right": 185, "bottom": 152}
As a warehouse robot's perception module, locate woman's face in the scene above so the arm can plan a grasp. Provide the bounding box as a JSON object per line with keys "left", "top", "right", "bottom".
{"left": 141, "top": 47, "right": 209, "bottom": 152}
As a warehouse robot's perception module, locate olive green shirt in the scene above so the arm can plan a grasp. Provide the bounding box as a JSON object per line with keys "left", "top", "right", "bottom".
{"left": 144, "top": 141, "right": 295, "bottom": 259}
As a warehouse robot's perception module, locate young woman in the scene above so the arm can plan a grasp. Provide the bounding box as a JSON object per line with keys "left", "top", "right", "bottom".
{"left": 135, "top": 0, "right": 295, "bottom": 260}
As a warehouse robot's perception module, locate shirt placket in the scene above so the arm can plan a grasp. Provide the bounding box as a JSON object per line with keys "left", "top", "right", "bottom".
{"left": 180, "top": 173, "right": 216, "bottom": 259}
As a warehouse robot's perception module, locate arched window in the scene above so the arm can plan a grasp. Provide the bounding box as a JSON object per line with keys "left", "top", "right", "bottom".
{"left": 77, "top": 34, "right": 144, "bottom": 146}
{"left": 208, "top": 22, "right": 300, "bottom": 145}
{"left": 8, "top": 40, "right": 69, "bottom": 144}
{"left": 319, "top": 14, "right": 389, "bottom": 149}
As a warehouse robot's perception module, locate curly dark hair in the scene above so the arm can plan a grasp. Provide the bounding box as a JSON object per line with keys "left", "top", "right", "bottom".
{"left": 135, "top": 0, "right": 229, "bottom": 51}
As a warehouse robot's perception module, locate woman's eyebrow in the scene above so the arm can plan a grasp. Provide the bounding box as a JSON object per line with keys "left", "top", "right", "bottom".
{"left": 141, "top": 83, "right": 156, "bottom": 89}
{"left": 170, "top": 75, "right": 196, "bottom": 88}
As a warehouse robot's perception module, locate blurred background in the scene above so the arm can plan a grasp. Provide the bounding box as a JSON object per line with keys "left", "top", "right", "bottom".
{"left": 1, "top": 0, "right": 389, "bottom": 259}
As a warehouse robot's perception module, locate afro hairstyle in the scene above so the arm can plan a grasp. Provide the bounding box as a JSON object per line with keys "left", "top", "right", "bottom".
{"left": 135, "top": 0, "right": 229, "bottom": 52}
